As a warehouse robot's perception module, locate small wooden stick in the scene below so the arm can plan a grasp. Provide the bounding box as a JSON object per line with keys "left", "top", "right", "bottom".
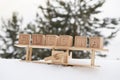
{"left": 91, "top": 49, "right": 95, "bottom": 66}
{"left": 29, "top": 47, "right": 33, "bottom": 61}
{"left": 25, "top": 45, "right": 29, "bottom": 61}
{"left": 69, "top": 52, "right": 72, "bottom": 59}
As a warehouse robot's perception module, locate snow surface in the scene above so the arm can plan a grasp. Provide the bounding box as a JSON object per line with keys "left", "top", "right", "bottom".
{"left": 0, "top": 59, "right": 120, "bottom": 80}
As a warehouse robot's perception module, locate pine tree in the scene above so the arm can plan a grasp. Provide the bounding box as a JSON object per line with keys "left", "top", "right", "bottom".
{"left": 0, "top": 12, "right": 25, "bottom": 58}
{"left": 35, "top": 0, "right": 120, "bottom": 58}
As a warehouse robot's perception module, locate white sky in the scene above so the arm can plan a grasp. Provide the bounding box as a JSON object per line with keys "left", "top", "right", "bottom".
{"left": 0, "top": 0, "right": 47, "bottom": 25}
{"left": 0, "top": 0, "right": 120, "bottom": 59}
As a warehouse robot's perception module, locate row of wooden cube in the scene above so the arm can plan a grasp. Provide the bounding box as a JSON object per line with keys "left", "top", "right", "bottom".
{"left": 75, "top": 36, "right": 103, "bottom": 49}
{"left": 19, "top": 34, "right": 73, "bottom": 46}
{"left": 18, "top": 34, "right": 103, "bottom": 49}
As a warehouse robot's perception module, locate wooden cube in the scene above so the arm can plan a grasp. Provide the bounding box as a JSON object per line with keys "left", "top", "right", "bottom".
{"left": 57, "top": 35, "right": 73, "bottom": 47}
{"left": 45, "top": 35, "right": 58, "bottom": 46}
{"left": 74, "top": 36, "right": 87, "bottom": 48}
{"left": 32, "top": 34, "right": 45, "bottom": 45}
{"left": 19, "top": 34, "right": 30, "bottom": 45}
{"left": 89, "top": 37, "right": 103, "bottom": 49}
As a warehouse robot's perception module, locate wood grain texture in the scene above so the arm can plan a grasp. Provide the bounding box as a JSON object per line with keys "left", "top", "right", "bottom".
{"left": 32, "top": 34, "right": 45, "bottom": 45}
{"left": 45, "top": 35, "right": 58, "bottom": 46}
{"left": 57, "top": 35, "right": 73, "bottom": 47}
{"left": 19, "top": 34, "right": 30, "bottom": 45}
{"left": 74, "top": 36, "right": 87, "bottom": 48}
{"left": 89, "top": 37, "right": 103, "bottom": 49}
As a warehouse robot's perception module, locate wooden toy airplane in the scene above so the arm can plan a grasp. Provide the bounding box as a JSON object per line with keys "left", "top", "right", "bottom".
{"left": 15, "top": 34, "right": 108, "bottom": 67}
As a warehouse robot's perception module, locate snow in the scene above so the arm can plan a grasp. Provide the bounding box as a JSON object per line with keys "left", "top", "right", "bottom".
{"left": 0, "top": 59, "right": 120, "bottom": 80}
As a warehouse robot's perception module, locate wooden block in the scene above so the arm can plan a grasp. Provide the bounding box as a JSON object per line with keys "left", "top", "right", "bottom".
{"left": 45, "top": 35, "right": 58, "bottom": 46}
{"left": 32, "top": 34, "right": 45, "bottom": 45}
{"left": 44, "top": 51, "right": 68, "bottom": 63}
{"left": 19, "top": 34, "right": 30, "bottom": 45}
{"left": 89, "top": 37, "right": 103, "bottom": 49}
{"left": 74, "top": 36, "right": 87, "bottom": 48}
{"left": 52, "top": 51, "right": 68, "bottom": 63}
{"left": 57, "top": 35, "right": 73, "bottom": 47}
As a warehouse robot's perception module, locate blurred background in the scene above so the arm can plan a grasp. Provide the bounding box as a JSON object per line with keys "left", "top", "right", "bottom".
{"left": 0, "top": 0, "right": 120, "bottom": 60}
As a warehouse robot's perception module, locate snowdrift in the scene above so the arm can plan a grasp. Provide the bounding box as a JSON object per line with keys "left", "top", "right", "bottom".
{"left": 0, "top": 59, "right": 120, "bottom": 80}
